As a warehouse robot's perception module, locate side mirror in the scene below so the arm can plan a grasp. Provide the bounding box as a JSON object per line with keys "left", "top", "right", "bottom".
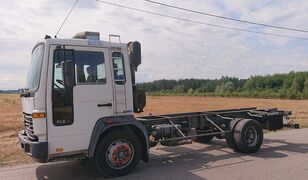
{"left": 61, "top": 60, "right": 75, "bottom": 88}
{"left": 133, "top": 86, "right": 146, "bottom": 113}
{"left": 128, "top": 41, "right": 141, "bottom": 71}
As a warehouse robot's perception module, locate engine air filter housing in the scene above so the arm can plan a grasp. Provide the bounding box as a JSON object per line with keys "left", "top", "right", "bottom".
{"left": 73, "top": 31, "right": 100, "bottom": 40}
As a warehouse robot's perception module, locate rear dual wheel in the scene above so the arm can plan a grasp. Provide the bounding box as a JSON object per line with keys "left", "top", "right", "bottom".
{"left": 226, "top": 119, "right": 263, "bottom": 153}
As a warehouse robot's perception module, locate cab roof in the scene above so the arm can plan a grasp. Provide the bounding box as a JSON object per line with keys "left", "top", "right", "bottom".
{"left": 44, "top": 38, "right": 127, "bottom": 49}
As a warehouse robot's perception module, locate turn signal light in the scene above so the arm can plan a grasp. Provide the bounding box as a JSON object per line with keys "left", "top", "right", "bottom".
{"left": 56, "top": 147, "right": 64, "bottom": 153}
{"left": 32, "top": 113, "right": 46, "bottom": 119}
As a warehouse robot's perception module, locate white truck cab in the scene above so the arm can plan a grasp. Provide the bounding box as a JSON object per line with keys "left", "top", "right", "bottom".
{"left": 19, "top": 32, "right": 147, "bottom": 176}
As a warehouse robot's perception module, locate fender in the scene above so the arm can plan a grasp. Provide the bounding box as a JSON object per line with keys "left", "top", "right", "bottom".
{"left": 88, "top": 115, "right": 149, "bottom": 162}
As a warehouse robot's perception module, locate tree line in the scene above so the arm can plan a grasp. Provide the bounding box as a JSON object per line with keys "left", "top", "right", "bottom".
{"left": 0, "top": 89, "right": 20, "bottom": 94}
{"left": 136, "top": 71, "right": 308, "bottom": 100}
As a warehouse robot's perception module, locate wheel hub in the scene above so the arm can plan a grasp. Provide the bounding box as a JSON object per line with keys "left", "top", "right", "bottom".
{"left": 245, "top": 127, "right": 258, "bottom": 147}
{"left": 106, "top": 140, "right": 134, "bottom": 169}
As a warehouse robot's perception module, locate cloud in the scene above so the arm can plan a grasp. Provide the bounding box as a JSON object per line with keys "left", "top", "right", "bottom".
{"left": 0, "top": 0, "right": 308, "bottom": 89}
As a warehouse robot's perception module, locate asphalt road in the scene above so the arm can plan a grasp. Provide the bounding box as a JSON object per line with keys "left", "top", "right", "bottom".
{"left": 1, "top": 128, "right": 308, "bottom": 180}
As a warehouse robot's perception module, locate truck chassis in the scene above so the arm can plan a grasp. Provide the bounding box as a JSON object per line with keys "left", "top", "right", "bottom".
{"left": 89, "top": 107, "right": 293, "bottom": 176}
{"left": 138, "top": 107, "right": 291, "bottom": 148}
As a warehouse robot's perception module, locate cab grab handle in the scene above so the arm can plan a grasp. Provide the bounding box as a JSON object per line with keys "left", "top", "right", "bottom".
{"left": 98, "top": 103, "right": 112, "bottom": 107}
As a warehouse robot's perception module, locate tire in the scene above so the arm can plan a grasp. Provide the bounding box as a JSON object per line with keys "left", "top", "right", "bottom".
{"left": 95, "top": 130, "right": 141, "bottom": 177}
{"left": 196, "top": 135, "right": 214, "bottom": 143}
{"left": 233, "top": 119, "right": 263, "bottom": 153}
{"left": 225, "top": 118, "right": 243, "bottom": 151}
{"left": 225, "top": 133, "right": 238, "bottom": 150}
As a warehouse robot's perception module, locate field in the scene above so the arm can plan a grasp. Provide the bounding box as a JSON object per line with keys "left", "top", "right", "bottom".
{"left": 0, "top": 94, "right": 308, "bottom": 167}
{"left": 0, "top": 94, "right": 33, "bottom": 166}
{"left": 139, "top": 96, "right": 308, "bottom": 126}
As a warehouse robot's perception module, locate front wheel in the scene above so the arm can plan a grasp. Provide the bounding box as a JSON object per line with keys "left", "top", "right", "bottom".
{"left": 95, "top": 130, "right": 141, "bottom": 177}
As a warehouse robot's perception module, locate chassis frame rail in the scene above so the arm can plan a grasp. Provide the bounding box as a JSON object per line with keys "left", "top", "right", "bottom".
{"left": 136, "top": 107, "right": 295, "bottom": 144}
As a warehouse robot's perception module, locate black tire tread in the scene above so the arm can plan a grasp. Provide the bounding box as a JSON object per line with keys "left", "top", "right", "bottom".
{"left": 225, "top": 118, "right": 243, "bottom": 151}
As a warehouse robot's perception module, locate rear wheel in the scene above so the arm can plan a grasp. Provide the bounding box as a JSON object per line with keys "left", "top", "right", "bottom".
{"left": 233, "top": 119, "right": 263, "bottom": 153}
{"left": 225, "top": 133, "right": 238, "bottom": 150}
{"left": 95, "top": 130, "right": 141, "bottom": 177}
{"left": 225, "top": 119, "right": 242, "bottom": 151}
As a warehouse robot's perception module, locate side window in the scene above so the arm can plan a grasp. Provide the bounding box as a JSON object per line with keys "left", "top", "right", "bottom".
{"left": 74, "top": 51, "right": 106, "bottom": 84}
{"left": 53, "top": 63, "right": 64, "bottom": 89}
{"left": 112, "top": 52, "right": 125, "bottom": 85}
{"left": 52, "top": 49, "right": 74, "bottom": 126}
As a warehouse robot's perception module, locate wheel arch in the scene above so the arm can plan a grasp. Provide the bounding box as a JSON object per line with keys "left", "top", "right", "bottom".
{"left": 88, "top": 115, "right": 149, "bottom": 162}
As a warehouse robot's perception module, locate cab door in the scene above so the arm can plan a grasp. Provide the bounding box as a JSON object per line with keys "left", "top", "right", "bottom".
{"left": 47, "top": 46, "right": 114, "bottom": 155}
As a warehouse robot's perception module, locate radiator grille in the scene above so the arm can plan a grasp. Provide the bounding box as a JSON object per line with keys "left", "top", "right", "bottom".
{"left": 23, "top": 113, "right": 38, "bottom": 141}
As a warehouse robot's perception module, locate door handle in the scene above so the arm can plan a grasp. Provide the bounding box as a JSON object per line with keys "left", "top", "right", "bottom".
{"left": 97, "top": 103, "right": 112, "bottom": 107}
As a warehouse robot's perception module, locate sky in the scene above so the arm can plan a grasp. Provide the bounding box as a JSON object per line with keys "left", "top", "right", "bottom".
{"left": 0, "top": 0, "right": 308, "bottom": 89}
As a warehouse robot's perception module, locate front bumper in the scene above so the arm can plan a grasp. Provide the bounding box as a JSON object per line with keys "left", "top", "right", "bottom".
{"left": 19, "top": 130, "right": 48, "bottom": 162}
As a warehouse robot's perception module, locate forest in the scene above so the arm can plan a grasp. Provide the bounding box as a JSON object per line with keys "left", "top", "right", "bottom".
{"left": 136, "top": 71, "right": 308, "bottom": 100}
{"left": 0, "top": 89, "right": 20, "bottom": 94}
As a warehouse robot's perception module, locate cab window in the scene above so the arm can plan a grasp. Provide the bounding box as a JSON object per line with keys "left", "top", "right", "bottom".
{"left": 74, "top": 51, "right": 106, "bottom": 84}
{"left": 52, "top": 49, "right": 74, "bottom": 126}
{"left": 112, "top": 52, "right": 125, "bottom": 85}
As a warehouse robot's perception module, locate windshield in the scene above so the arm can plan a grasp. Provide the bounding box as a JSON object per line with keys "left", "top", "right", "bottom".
{"left": 25, "top": 44, "right": 44, "bottom": 91}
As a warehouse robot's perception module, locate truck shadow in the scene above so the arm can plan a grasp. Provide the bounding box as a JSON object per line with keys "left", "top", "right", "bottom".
{"left": 35, "top": 138, "right": 308, "bottom": 180}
